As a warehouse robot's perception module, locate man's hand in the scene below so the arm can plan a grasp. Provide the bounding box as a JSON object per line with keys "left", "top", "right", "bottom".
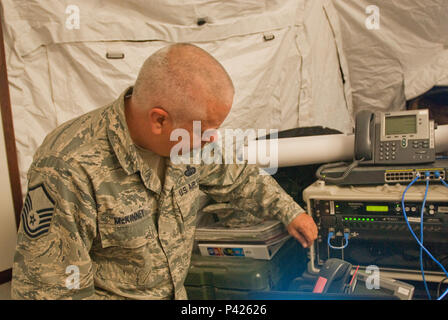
{"left": 287, "top": 213, "right": 318, "bottom": 248}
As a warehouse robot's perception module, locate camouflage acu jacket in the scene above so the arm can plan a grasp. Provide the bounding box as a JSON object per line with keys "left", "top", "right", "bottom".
{"left": 11, "top": 87, "right": 304, "bottom": 300}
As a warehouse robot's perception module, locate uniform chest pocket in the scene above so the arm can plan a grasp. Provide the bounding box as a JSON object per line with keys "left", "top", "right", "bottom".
{"left": 98, "top": 208, "right": 156, "bottom": 249}
{"left": 174, "top": 180, "right": 200, "bottom": 226}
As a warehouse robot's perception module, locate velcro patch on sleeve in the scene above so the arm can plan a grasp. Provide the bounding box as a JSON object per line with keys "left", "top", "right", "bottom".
{"left": 21, "top": 183, "right": 55, "bottom": 240}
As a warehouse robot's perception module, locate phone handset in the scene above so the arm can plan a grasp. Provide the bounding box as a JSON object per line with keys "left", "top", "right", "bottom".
{"left": 354, "top": 110, "right": 375, "bottom": 162}
{"left": 313, "top": 258, "right": 353, "bottom": 294}
{"left": 315, "top": 110, "right": 373, "bottom": 182}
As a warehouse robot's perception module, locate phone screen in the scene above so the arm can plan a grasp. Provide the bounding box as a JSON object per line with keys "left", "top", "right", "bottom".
{"left": 385, "top": 115, "right": 417, "bottom": 135}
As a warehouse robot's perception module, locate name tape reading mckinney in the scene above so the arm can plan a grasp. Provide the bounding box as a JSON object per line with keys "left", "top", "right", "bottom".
{"left": 114, "top": 209, "right": 146, "bottom": 225}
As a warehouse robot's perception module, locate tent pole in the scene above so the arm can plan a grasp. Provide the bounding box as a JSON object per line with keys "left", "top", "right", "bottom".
{"left": 0, "top": 12, "right": 23, "bottom": 286}
{"left": 0, "top": 18, "right": 23, "bottom": 230}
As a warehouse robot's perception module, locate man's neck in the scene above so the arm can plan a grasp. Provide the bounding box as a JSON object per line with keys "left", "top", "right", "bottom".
{"left": 125, "top": 96, "right": 160, "bottom": 154}
{"left": 124, "top": 96, "right": 144, "bottom": 147}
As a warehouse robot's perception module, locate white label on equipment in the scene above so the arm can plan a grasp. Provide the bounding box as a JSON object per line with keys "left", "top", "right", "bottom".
{"left": 408, "top": 217, "right": 421, "bottom": 223}
{"left": 397, "top": 286, "right": 410, "bottom": 296}
{"left": 430, "top": 121, "right": 435, "bottom": 148}
{"left": 330, "top": 201, "right": 335, "bottom": 215}
{"left": 439, "top": 206, "right": 448, "bottom": 213}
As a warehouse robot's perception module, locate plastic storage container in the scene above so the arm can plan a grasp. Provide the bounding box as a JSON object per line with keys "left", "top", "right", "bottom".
{"left": 185, "top": 238, "right": 307, "bottom": 300}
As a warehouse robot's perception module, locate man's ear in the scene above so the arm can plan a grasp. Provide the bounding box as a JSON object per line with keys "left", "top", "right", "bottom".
{"left": 147, "top": 107, "right": 170, "bottom": 134}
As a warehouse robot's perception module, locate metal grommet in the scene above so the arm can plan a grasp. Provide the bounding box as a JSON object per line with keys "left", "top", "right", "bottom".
{"left": 106, "top": 52, "right": 125, "bottom": 59}
{"left": 197, "top": 18, "right": 207, "bottom": 26}
{"left": 263, "top": 33, "right": 275, "bottom": 41}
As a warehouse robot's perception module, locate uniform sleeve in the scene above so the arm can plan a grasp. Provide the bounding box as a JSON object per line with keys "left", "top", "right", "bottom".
{"left": 198, "top": 158, "right": 305, "bottom": 227}
{"left": 11, "top": 155, "right": 97, "bottom": 300}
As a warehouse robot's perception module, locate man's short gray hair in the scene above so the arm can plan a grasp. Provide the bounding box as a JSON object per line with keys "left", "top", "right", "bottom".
{"left": 132, "top": 43, "right": 234, "bottom": 127}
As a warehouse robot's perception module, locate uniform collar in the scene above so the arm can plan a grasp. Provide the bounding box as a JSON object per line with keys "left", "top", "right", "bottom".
{"left": 106, "top": 87, "right": 163, "bottom": 194}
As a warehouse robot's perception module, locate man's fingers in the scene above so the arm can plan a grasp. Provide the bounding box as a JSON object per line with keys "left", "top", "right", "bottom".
{"left": 307, "top": 220, "right": 318, "bottom": 239}
{"left": 296, "top": 224, "right": 316, "bottom": 245}
{"left": 301, "top": 226, "right": 316, "bottom": 246}
{"left": 299, "top": 215, "right": 318, "bottom": 242}
{"left": 287, "top": 212, "right": 319, "bottom": 248}
{"left": 288, "top": 227, "right": 308, "bottom": 248}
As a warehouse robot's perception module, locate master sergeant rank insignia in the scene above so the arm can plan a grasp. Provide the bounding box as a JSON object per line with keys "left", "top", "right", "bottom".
{"left": 21, "top": 183, "right": 55, "bottom": 240}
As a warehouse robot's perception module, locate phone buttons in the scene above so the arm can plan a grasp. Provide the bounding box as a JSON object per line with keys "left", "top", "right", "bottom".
{"left": 401, "top": 138, "right": 407, "bottom": 148}
{"left": 413, "top": 154, "right": 424, "bottom": 160}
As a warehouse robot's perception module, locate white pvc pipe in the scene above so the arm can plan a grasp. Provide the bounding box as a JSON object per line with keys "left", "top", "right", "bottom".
{"left": 436, "top": 125, "right": 448, "bottom": 153}
{"left": 245, "top": 125, "right": 448, "bottom": 168}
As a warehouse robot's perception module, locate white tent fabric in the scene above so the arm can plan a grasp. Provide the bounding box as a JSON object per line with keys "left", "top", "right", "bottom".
{"left": 2, "top": 0, "right": 353, "bottom": 196}
{"left": 333, "top": 0, "right": 448, "bottom": 114}
{"left": 3, "top": 0, "right": 448, "bottom": 197}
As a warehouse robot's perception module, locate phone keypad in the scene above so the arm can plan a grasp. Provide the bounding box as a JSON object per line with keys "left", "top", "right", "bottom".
{"left": 379, "top": 142, "right": 397, "bottom": 161}
{"left": 379, "top": 139, "right": 433, "bottom": 163}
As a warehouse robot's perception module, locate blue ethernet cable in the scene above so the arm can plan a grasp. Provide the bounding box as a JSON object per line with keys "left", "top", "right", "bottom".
{"left": 402, "top": 174, "right": 448, "bottom": 300}
{"left": 437, "top": 172, "right": 448, "bottom": 299}
{"left": 440, "top": 177, "right": 448, "bottom": 189}
{"left": 327, "top": 231, "right": 349, "bottom": 250}
{"left": 420, "top": 172, "right": 431, "bottom": 299}
{"left": 435, "top": 170, "right": 448, "bottom": 188}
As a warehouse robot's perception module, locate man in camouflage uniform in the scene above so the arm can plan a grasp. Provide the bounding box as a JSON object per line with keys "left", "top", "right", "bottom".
{"left": 11, "top": 43, "right": 318, "bottom": 299}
